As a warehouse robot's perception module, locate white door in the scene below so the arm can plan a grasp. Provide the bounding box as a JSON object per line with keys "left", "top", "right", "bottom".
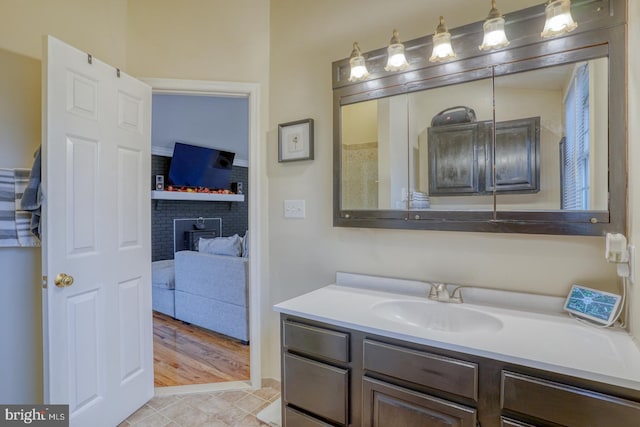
{"left": 41, "top": 36, "right": 153, "bottom": 427}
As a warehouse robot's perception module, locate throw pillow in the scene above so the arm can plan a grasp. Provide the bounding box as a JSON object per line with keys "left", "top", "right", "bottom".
{"left": 198, "top": 234, "right": 242, "bottom": 257}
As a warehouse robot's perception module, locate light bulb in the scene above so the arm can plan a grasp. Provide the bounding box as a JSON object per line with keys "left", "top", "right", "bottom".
{"left": 429, "top": 16, "right": 456, "bottom": 63}
{"left": 348, "top": 42, "right": 369, "bottom": 82}
{"left": 479, "top": 1, "right": 510, "bottom": 51}
{"left": 541, "top": 0, "right": 578, "bottom": 38}
{"left": 384, "top": 30, "right": 409, "bottom": 72}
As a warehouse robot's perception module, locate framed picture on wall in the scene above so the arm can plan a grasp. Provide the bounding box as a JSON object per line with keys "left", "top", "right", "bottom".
{"left": 278, "top": 118, "right": 314, "bottom": 162}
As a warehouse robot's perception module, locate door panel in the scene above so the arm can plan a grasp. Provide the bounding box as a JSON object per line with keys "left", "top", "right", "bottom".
{"left": 67, "top": 289, "right": 102, "bottom": 413}
{"left": 117, "top": 91, "right": 144, "bottom": 134}
{"left": 117, "top": 148, "right": 142, "bottom": 248}
{"left": 67, "top": 136, "right": 99, "bottom": 254}
{"left": 66, "top": 71, "right": 98, "bottom": 120}
{"left": 118, "top": 278, "right": 144, "bottom": 382}
{"left": 43, "top": 35, "right": 152, "bottom": 427}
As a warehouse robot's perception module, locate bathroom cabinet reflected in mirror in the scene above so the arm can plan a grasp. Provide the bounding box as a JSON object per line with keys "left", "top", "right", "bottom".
{"left": 333, "top": 0, "right": 625, "bottom": 235}
{"left": 409, "top": 74, "right": 495, "bottom": 211}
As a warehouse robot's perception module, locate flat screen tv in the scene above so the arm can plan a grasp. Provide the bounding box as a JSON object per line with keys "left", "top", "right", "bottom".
{"left": 168, "top": 142, "right": 235, "bottom": 189}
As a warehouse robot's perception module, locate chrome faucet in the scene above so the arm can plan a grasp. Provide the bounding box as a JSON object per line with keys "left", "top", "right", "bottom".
{"left": 427, "top": 282, "right": 463, "bottom": 303}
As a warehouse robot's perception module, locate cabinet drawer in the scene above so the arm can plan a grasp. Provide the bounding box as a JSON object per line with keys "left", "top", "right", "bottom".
{"left": 283, "top": 353, "right": 349, "bottom": 425}
{"left": 284, "top": 406, "right": 335, "bottom": 427}
{"left": 501, "top": 371, "right": 640, "bottom": 427}
{"left": 363, "top": 339, "right": 478, "bottom": 401}
{"left": 283, "top": 320, "right": 349, "bottom": 363}
{"left": 362, "top": 377, "right": 477, "bottom": 427}
{"left": 501, "top": 417, "right": 537, "bottom": 427}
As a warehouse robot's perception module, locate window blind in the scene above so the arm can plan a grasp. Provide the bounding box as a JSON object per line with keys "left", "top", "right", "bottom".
{"left": 561, "top": 63, "right": 590, "bottom": 210}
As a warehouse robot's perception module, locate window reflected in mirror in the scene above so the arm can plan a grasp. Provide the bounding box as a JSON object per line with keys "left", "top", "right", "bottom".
{"left": 494, "top": 57, "right": 608, "bottom": 212}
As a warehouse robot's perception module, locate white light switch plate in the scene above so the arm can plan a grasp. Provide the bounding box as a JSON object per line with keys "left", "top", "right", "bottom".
{"left": 284, "top": 199, "right": 305, "bottom": 218}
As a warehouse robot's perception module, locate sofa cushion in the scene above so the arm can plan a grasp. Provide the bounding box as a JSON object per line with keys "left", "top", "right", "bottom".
{"left": 152, "top": 259, "right": 175, "bottom": 290}
{"left": 199, "top": 234, "right": 242, "bottom": 257}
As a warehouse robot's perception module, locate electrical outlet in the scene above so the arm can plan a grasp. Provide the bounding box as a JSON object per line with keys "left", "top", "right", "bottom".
{"left": 284, "top": 199, "right": 305, "bottom": 219}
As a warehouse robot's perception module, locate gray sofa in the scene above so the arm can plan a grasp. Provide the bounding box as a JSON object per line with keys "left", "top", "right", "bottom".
{"left": 151, "top": 259, "right": 176, "bottom": 317}
{"left": 174, "top": 250, "right": 249, "bottom": 343}
{"left": 151, "top": 248, "right": 249, "bottom": 343}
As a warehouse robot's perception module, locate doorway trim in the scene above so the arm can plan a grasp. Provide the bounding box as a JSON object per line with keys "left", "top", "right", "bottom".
{"left": 143, "top": 78, "right": 262, "bottom": 392}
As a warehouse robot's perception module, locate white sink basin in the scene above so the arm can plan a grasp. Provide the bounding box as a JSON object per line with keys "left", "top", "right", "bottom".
{"left": 372, "top": 300, "right": 503, "bottom": 333}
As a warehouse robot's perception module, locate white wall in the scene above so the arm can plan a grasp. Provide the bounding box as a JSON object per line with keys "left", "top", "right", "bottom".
{"left": 0, "top": 0, "right": 130, "bottom": 403}
{"left": 151, "top": 94, "right": 249, "bottom": 161}
{"left": 0, "top": 48, "right": 43, "bottom": 403}
{"left": 126, "top": 0, "right": 269, "bottom": 83}
{"left": 267, "top": 0, "right": 624, "bottom": 379}
{"left": 627, "top": 0, "right": 640, "bottom": 341}
{"left": 0, "top": 0, "right": 128, "bottom": 68}
{"left": 378, "top": 96, "right": 408, "bottom": 209}
{"left": 341, "top": 101, "right": 377, "bottom": 146}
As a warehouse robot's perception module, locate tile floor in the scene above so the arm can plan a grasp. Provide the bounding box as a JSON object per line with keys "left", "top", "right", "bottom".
{"left": 120, "top": 379, "right": 280, "bottom": 427}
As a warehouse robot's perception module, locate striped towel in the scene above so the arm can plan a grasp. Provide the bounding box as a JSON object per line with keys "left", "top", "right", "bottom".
{"left": 0, "top": 168, "right": 40, "bottom": 247}
{"left": 0, "top": 169, "right": 18, "bottom": 246}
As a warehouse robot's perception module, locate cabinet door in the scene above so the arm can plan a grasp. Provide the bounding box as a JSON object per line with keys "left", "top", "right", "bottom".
{"left": 485, "top": 117, "right": 540, "bottom": 193}
{"left": 362, "top": 377, "right": 476, "bottom": 427}
{"left": 428, "top": 123, "right": 481, "bottom": 195}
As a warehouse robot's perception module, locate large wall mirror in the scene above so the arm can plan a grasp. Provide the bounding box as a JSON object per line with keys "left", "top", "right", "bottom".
{"left": 333, "top": 0, "right": 626, "bottom": 235}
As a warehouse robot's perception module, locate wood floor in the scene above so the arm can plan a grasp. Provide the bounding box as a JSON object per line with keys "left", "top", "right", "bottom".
{"left": 153, "top": 311, "right": 250, "bottom": 387}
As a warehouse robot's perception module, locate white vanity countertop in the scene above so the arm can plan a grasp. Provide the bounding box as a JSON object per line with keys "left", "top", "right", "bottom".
{"left": 274, "top": 274, "right": 640, "bottom": 391}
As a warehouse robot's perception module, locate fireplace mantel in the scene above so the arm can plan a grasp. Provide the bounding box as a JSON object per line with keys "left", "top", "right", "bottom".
{"left": 151, "top": 190, "right": 244, "bottom": 202}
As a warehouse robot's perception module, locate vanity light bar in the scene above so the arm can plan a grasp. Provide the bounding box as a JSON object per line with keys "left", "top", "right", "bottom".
{"left": 348, "top": 0, "right": 577, "bottom": 79}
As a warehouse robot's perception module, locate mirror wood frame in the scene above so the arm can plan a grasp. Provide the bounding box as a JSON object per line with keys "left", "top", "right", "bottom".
{"left": 332, "top": 0, "right": 626, "bottom": 236}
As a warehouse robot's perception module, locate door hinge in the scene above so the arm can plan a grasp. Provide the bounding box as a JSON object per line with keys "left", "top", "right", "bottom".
{"left": 42, "top": 275, "right": 47, "bottom": 289}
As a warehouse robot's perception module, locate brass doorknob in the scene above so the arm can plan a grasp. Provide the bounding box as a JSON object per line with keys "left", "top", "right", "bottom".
{"left": 54, "top": 273, "right": 74, "bottom": 288}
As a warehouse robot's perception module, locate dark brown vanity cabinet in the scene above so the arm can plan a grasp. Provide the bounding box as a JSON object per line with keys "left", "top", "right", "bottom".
{"left": 281, "top": 314, "right": 640, "bottom": 427}
{"left": 428, "top": 117, "right": 540, "bottom": 196}
{"left": 281, "top": 320, "right": 351, "bottom": 426}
